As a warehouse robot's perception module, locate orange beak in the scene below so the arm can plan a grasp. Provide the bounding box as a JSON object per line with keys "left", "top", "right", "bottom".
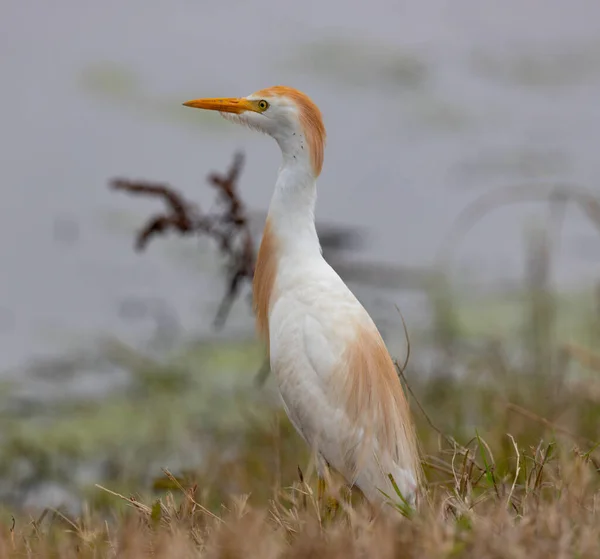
{"left": 182, "top": 97, "right": 255, "bottom": 114}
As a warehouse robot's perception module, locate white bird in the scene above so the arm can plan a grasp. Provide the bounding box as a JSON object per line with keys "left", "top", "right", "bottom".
{"left": 183, "top": 86, "right": 422, "bottom": 511}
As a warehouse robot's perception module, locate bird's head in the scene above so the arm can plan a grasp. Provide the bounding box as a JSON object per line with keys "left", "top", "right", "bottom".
{"left": 183, "top": 86, "right": 326, "bottom": 177}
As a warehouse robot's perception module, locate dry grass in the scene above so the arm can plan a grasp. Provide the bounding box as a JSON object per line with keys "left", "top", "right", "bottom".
{"left": 3, "top": 346, "right": 600, "bottom": 558}
{"left": 2, "top": 431, "right": 598, "bottom": 558}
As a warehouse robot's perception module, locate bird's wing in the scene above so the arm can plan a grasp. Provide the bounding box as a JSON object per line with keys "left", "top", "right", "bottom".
{"left": 269, "top": 279, "right": 419, "bottom": 501}
{"left": 270, "top": 299, "right": 359, "bottom": 475}
{"left": 300, "top": 311, "right": 374, "bottom": 467}
{"left": 300, "top": 304, "right": 420, "bottom": 494}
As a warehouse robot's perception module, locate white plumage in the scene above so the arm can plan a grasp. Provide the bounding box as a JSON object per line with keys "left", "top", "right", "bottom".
{"left": 183, "top": 86, "right": 422, "bottom": 511}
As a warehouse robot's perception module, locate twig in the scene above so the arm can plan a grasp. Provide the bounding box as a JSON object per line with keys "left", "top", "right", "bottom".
{"left": 94, "top": 484, "right": 152, "bottom": 515}
{"left": 394, "top": 305, "right": 411, "bottom": 373}
{"left": 506, "top": 434, "right": 521, "bottom": 510}
{"left": 111, "top": 152, "right": 255, "bottom": 328}
{"left": 47, "top": 508, "right": 81, "bottom": 534}
{"left": 392, "top": 305, "right": 457, "bottom": 448}
{"left": 395, "top": 360, "right": 459, "bottom": 451}
{"left": 161, "top": 468, "right": 223, "bottom": 523}
{"left": 10, "top": 516, "right": 15, "bottom": 550}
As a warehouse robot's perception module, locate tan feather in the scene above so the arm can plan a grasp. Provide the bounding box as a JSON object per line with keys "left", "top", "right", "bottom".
{"left": 335, "top": 319, "right": 422, "bottom": 485}
{"left": 252, "top": 218, "right": 279, "bottom": 348}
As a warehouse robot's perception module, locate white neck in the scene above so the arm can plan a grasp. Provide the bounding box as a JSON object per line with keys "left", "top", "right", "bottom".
{"left": 267, "top": 157, "right": 322, "bottom": 256}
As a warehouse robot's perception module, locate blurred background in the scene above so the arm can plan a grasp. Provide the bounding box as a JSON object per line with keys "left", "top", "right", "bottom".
{"left": 1, "top": 0, "right": 600, "bottom": 515}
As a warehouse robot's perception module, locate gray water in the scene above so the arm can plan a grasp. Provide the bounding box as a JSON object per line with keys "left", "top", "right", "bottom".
{"left": 2, "top": 0, "right": 600, "bottom": 372}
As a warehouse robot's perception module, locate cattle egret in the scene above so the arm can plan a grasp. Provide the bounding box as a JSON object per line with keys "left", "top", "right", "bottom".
{"left": 183, "top": 86, "right": 422, "bottom": 511}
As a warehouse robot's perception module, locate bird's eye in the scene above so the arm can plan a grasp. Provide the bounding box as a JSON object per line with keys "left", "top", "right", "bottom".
{"left": 257, "top": 100, "right": 269, "bottom": 111}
